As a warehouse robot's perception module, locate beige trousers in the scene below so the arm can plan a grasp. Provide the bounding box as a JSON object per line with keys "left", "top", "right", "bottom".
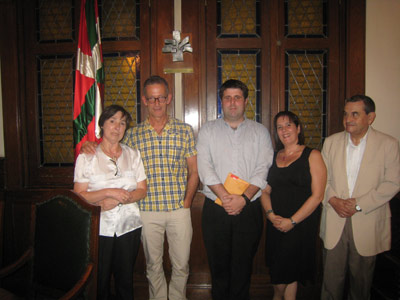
{"left": 141, "top": 208, "right": 193, "bottom": 300}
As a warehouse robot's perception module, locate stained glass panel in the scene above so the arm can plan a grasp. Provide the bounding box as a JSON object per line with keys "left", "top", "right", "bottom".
{"left": 285, "top": 50, "right": 327, "bottom": 149}
{"left": 285, "top": 0, "right": 327, "bottom": 38}
{"left": 103, "top": 53, "right": 141, "bottom": 126}
{"left": 36, "top": 0, "right": 74, "bottom": 42}
{"left": 218, "top": 50, "right": 260, "bottom": 122}
{"left": 38, "top": 56, "right": 75, "bottom": 165}
{"left": 217, "top": 0, "right": 260, "bottom": 38}
{"left": 37, "top": 53, "right": 140, "bottom": 165}
{"left": 100, "top": 0, "right": 140, "bottom": 40}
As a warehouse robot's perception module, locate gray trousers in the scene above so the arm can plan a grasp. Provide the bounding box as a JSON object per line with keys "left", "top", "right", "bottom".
{"left": 321, "top": 217, "right": 376, "bottom": 300}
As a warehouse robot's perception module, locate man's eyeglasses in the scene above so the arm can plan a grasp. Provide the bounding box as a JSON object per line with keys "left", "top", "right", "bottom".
{"left": 146, "top": 96, "right": 168, "bottom": 104}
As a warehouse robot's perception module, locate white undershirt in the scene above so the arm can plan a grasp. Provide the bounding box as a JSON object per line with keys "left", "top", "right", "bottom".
{"left": 346, "top": 129, "right": 368, "bottom": 197}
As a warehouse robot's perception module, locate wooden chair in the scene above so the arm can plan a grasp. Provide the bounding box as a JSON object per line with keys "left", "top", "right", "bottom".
{"left": 0, "top": 190, "right": 100, "bottom": 299}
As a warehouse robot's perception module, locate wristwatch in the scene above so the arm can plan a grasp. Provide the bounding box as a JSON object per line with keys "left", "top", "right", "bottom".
{"left": 242, "top": 194, "right": 251, "bottom": 205}
{"left": 355, "top": 204, "right": 362, "bottom": 212}
{"left": 290, "top": 217, "right": 297, "bottom": 226}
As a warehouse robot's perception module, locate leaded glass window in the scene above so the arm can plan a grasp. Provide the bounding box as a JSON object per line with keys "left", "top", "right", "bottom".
{"left": 285, "top": 0, "right": 327, "bottom": 38}
{"left": 285, "top": 50, "right": 327, "bottom": 149}
{"left": 100, "top": 0, "right": 140, "bottom": 40}
{"left": 217, "top": 0, "right": 260, "bottom": 38}
{"left": 36, "top": 0, "right": 75, "bottom": 43}
{"left": 103, "top": 53, "right": 141, "bottom": 125}
{"left": 217, "top": 50, "right": 260, "bottom": 122}
{"left": 37, "top": 55, "right": 75, "bottom": 165}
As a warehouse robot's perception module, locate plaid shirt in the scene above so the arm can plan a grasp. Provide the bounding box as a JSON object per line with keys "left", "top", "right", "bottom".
{"left": 123, "top": 118, "right": 197, "bottom": 211}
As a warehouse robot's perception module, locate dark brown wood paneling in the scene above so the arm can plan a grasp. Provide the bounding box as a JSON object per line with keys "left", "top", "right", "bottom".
{"left": 187, "top": 194, "right": 210, "bottom": 286}
{"left": 139, "top": 0, "right": 151, "bottom": 122}
{"left": 269, "top": 0, "right": 281, "bottom": 129}
{"left": 327, "top": 0, "right": 343, "bottom": 136}
{"left": 346, "top": 0, "right": 366, "bottom": 99}
{"left": 182, "top": 0, "right": 205, "bottom": 134}
{"left": 260, "top": 0, "right": 272, "bottom": 129}
{"left": 215, "top": 38, "right": 262, "bottom": 49}
{"left": 205, "top": 0, "right": 218, "bottom": 121}
{"left": 150, "top": 0, "right": 174, "bottom": 115}
{"left": 0, "top": 1, "right": 25, "bottom": 189}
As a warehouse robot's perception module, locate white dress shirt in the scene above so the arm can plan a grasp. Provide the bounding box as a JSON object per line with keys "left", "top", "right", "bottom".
{"left": 346, "top": 129, "right": 369, "bottom": 197}
{"left": 197, "top": 118, "right": 274, "bottom": 201}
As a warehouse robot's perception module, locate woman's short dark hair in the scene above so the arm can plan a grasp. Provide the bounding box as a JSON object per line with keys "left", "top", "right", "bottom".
{"left": 219, "top": 79, "right": 249, "bottom": 100}
{"left": 98, "top": 105, "right": 132, "bottom": 137}
{"left": 345, "top": 95, "right": 376, "bottom": 114}
{"left": 273, "top": 111, "right": 305, "bottom": 151}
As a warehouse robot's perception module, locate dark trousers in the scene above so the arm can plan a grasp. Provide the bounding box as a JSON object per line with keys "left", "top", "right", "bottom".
{"left": 98, "top": 228, "right": 142, "bottom": 300}
{"left": 202, "top": 197, "right": 263, "bottom": 300}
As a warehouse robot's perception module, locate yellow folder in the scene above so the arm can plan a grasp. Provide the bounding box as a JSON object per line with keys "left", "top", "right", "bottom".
{"left": 215, "top": 172, "right": 250, "bottom": 206}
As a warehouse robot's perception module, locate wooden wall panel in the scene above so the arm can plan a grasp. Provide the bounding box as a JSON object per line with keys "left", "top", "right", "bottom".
{"left": 139, "top": 0, "right": 152, "bottom": 122}
{"left": 182, "top": 0, "right": 205, "bottom": 134}
{"left": 149, "top": 0, "right": 175, "bottom": 117}
{"left": 0, "top": 1, "right": 25, "bottom": 189}
{"left": 346, "top": 0, "right": 366, "bottom": 99}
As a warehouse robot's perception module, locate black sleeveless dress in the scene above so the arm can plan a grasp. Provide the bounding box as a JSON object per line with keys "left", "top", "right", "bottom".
{"left": 265, "top": 147, "right": 321, "bottom": 285}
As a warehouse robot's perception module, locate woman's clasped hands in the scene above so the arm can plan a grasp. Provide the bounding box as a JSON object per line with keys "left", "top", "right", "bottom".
{"left": 98, "top": 188, "right": 132, "bottom": 211}
{"left": 268, "top": 213, "right": 294, "bottom": 233}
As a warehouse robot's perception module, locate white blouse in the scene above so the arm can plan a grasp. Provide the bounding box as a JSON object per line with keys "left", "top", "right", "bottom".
{"left": 74, "top": 143, "right": 147, "bottom": 237}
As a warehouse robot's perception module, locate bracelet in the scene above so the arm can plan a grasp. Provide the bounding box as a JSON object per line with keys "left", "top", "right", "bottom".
{"left": 290, "top": 217, "right": 297, "bottom": 226}
{"left": 242, "top": 194, "right": 251, "bottom": 205}
{"left": 265, "top": 209, "right": 273, "bottom": 216}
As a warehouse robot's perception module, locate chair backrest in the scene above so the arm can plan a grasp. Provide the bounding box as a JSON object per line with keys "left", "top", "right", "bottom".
{"left": 31, "top": 190, "right": 100, "bottom": 299}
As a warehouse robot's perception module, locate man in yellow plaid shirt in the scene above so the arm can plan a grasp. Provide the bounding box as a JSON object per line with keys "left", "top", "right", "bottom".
{"left": 123, "top": 76, "right": 198, "bottom": 300}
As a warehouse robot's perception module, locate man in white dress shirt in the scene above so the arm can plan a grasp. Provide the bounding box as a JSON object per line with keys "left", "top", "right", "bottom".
{"left": 320, "top": 95, "right": 400, "bottom": 299}
{"left": 197, "top": 79, "right": 274, "bottom": 300}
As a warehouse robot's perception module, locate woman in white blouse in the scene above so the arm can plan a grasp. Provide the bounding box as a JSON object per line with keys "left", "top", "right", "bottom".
{"left": 74, "top": 105, "right": 147, "bottom": 300}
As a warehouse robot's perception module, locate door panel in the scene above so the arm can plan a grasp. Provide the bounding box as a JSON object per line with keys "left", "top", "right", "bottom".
{"left": 207, "top": 0, "right": 342, "bottom": 148}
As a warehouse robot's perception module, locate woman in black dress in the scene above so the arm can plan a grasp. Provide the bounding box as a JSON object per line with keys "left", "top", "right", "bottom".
{"left": 261, "top": 111, "right": 327, "bottom": 300}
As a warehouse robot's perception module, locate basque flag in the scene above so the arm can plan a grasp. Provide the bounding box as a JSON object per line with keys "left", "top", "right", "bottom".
{"left": 73, "top": 0, "right": 104, "bottom": 160}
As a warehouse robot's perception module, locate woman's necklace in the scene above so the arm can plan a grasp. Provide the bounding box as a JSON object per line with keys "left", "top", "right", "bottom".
{"left": 100, "top": 143, "right": 121, "bottom": 161}
{"left": 281, "top": 146, "right": 300, "bottom": 161}
{"left": 101, "top": 144, "right": 121, "bottom": 176}
{"left": 282, "top": 150, "right": 294, "bottom": 161}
